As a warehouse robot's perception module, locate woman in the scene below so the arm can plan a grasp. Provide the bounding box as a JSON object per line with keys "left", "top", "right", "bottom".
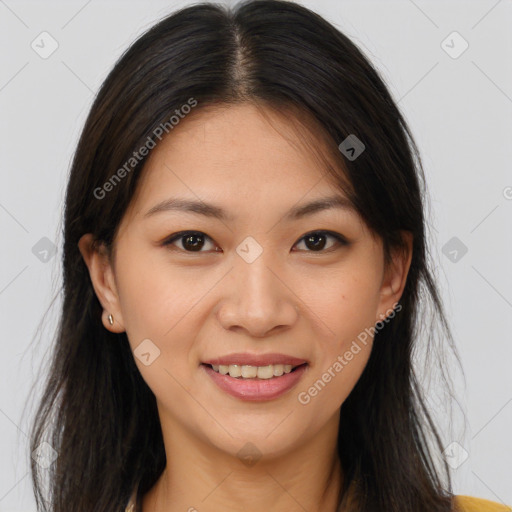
{"left": 28, "top": 1, "right": 511, "bottom": 511}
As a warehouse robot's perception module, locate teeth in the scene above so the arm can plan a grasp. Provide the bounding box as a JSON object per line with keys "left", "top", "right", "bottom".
{"left": 210, "top": 363, "right": 297, "bottom": 379}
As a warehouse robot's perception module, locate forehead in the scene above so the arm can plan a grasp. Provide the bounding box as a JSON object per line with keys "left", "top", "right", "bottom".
{"left": 125, "top": 103, "right": 351, "bottom": 221}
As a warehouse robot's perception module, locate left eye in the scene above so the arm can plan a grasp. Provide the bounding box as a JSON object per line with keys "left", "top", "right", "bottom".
{"left": 163, "top": 230, "right": 348, "bottom": 253}
{"left": 293, "top": 231, "right": 348, "bottom": 252}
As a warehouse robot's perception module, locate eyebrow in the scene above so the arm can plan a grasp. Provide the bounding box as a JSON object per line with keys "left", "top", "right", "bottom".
{"left": 143, "top": 194, "right": 355, "bottom": 222}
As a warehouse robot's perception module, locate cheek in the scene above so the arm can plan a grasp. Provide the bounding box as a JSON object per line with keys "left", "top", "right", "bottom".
{"left": 114, "top": 243, "right": 200, "bottom": 354}
{"left": 298, "top": 343, "right": 372, "bottom": 414}
{"left": 294, "top": 252, "right": 381, "bottom": 407}
{"left": 115, "top": 249, "right": 169, "bottom": 336}
{"left": 296, "top": 257, "right": 382, "bottom": 346}
{"left": 114, "top": 249, "right": 203, "bottom": 404}
{"left": 114, "top": 243, "right": 227, "bottom": 387}
{"left": 298, "top": 273, "right": 376, "bottom": 413}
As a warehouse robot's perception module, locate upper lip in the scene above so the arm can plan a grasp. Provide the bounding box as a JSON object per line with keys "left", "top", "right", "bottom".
{"left": 202, "top": 353, "right": 308, "bottom": 367}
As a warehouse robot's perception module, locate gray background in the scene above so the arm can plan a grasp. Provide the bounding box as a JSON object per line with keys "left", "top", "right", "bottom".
{"left": 1, "top": 0, "right": 511, "bottom": 510}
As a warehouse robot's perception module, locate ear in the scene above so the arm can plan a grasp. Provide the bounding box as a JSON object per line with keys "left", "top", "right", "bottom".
{"left": 376, "top": 231, "right": 413, "bottom": 323}
{"left": 78, "top": 233, "right": 125, "bottom": 333}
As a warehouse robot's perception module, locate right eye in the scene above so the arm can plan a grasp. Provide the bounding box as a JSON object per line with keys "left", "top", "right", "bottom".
{"left": 162, "top": 231, "right": 220, "bottom": 253}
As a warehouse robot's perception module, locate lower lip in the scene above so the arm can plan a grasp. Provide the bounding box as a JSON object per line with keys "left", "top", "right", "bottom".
{"left": 201, "top": 363, "right": 308, "bottom": 401}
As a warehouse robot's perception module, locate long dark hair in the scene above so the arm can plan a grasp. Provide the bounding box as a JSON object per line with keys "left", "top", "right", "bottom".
{"left": 26, "top": 1, "right": 463, "bottom": 510}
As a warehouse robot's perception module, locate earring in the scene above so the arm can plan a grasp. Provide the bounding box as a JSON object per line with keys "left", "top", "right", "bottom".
{"left": 108, "top": 313, "right": 114, "bottom": 326}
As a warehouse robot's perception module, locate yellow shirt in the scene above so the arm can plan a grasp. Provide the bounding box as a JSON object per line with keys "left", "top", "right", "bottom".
{"left": 454, "top": 495, "right": 512, "bottom": 511}
{"left": 124, "top": 493, "right": 512, "bottom": 511}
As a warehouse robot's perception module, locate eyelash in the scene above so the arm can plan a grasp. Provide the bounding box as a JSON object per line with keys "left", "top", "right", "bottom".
{"left": 162, "top": 230, "right": 349, "bottom": 254}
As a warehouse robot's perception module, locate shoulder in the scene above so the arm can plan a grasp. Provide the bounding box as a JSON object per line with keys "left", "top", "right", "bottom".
{"left": 454, "top": 495, "right": 512, "bottom": 512}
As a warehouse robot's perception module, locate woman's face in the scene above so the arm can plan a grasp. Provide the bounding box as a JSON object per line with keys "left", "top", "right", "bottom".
{"left": 79, "top": 103, "right": 411, "bottom": 461}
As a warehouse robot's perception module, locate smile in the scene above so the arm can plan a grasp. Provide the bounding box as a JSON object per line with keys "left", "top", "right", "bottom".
{"left": 201, "top": 363, "right": 308, "bottom": 401}
{"left": 209, "top": 363, "right": 300, "bottom": 379}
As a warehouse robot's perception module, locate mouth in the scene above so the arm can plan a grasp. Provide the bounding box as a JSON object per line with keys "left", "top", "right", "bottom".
{"left": 201, "top": 362, "right": 308, "bottom": 379}
{"left": 200, "top": 362, "right": 309, "bottom": 401}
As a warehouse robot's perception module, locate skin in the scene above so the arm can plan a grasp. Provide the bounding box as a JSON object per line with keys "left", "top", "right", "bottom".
{"left": 78, "top": 103, "right": 412, "bottom": 512}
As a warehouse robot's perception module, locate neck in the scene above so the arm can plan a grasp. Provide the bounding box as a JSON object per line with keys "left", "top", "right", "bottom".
{"left": 142, "top": 410, "right": 343, "bottom": 512}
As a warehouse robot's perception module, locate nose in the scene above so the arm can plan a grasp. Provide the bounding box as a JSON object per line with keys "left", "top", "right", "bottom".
{"left": 216, "top": 250, "right": 299, "bottom": 338}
